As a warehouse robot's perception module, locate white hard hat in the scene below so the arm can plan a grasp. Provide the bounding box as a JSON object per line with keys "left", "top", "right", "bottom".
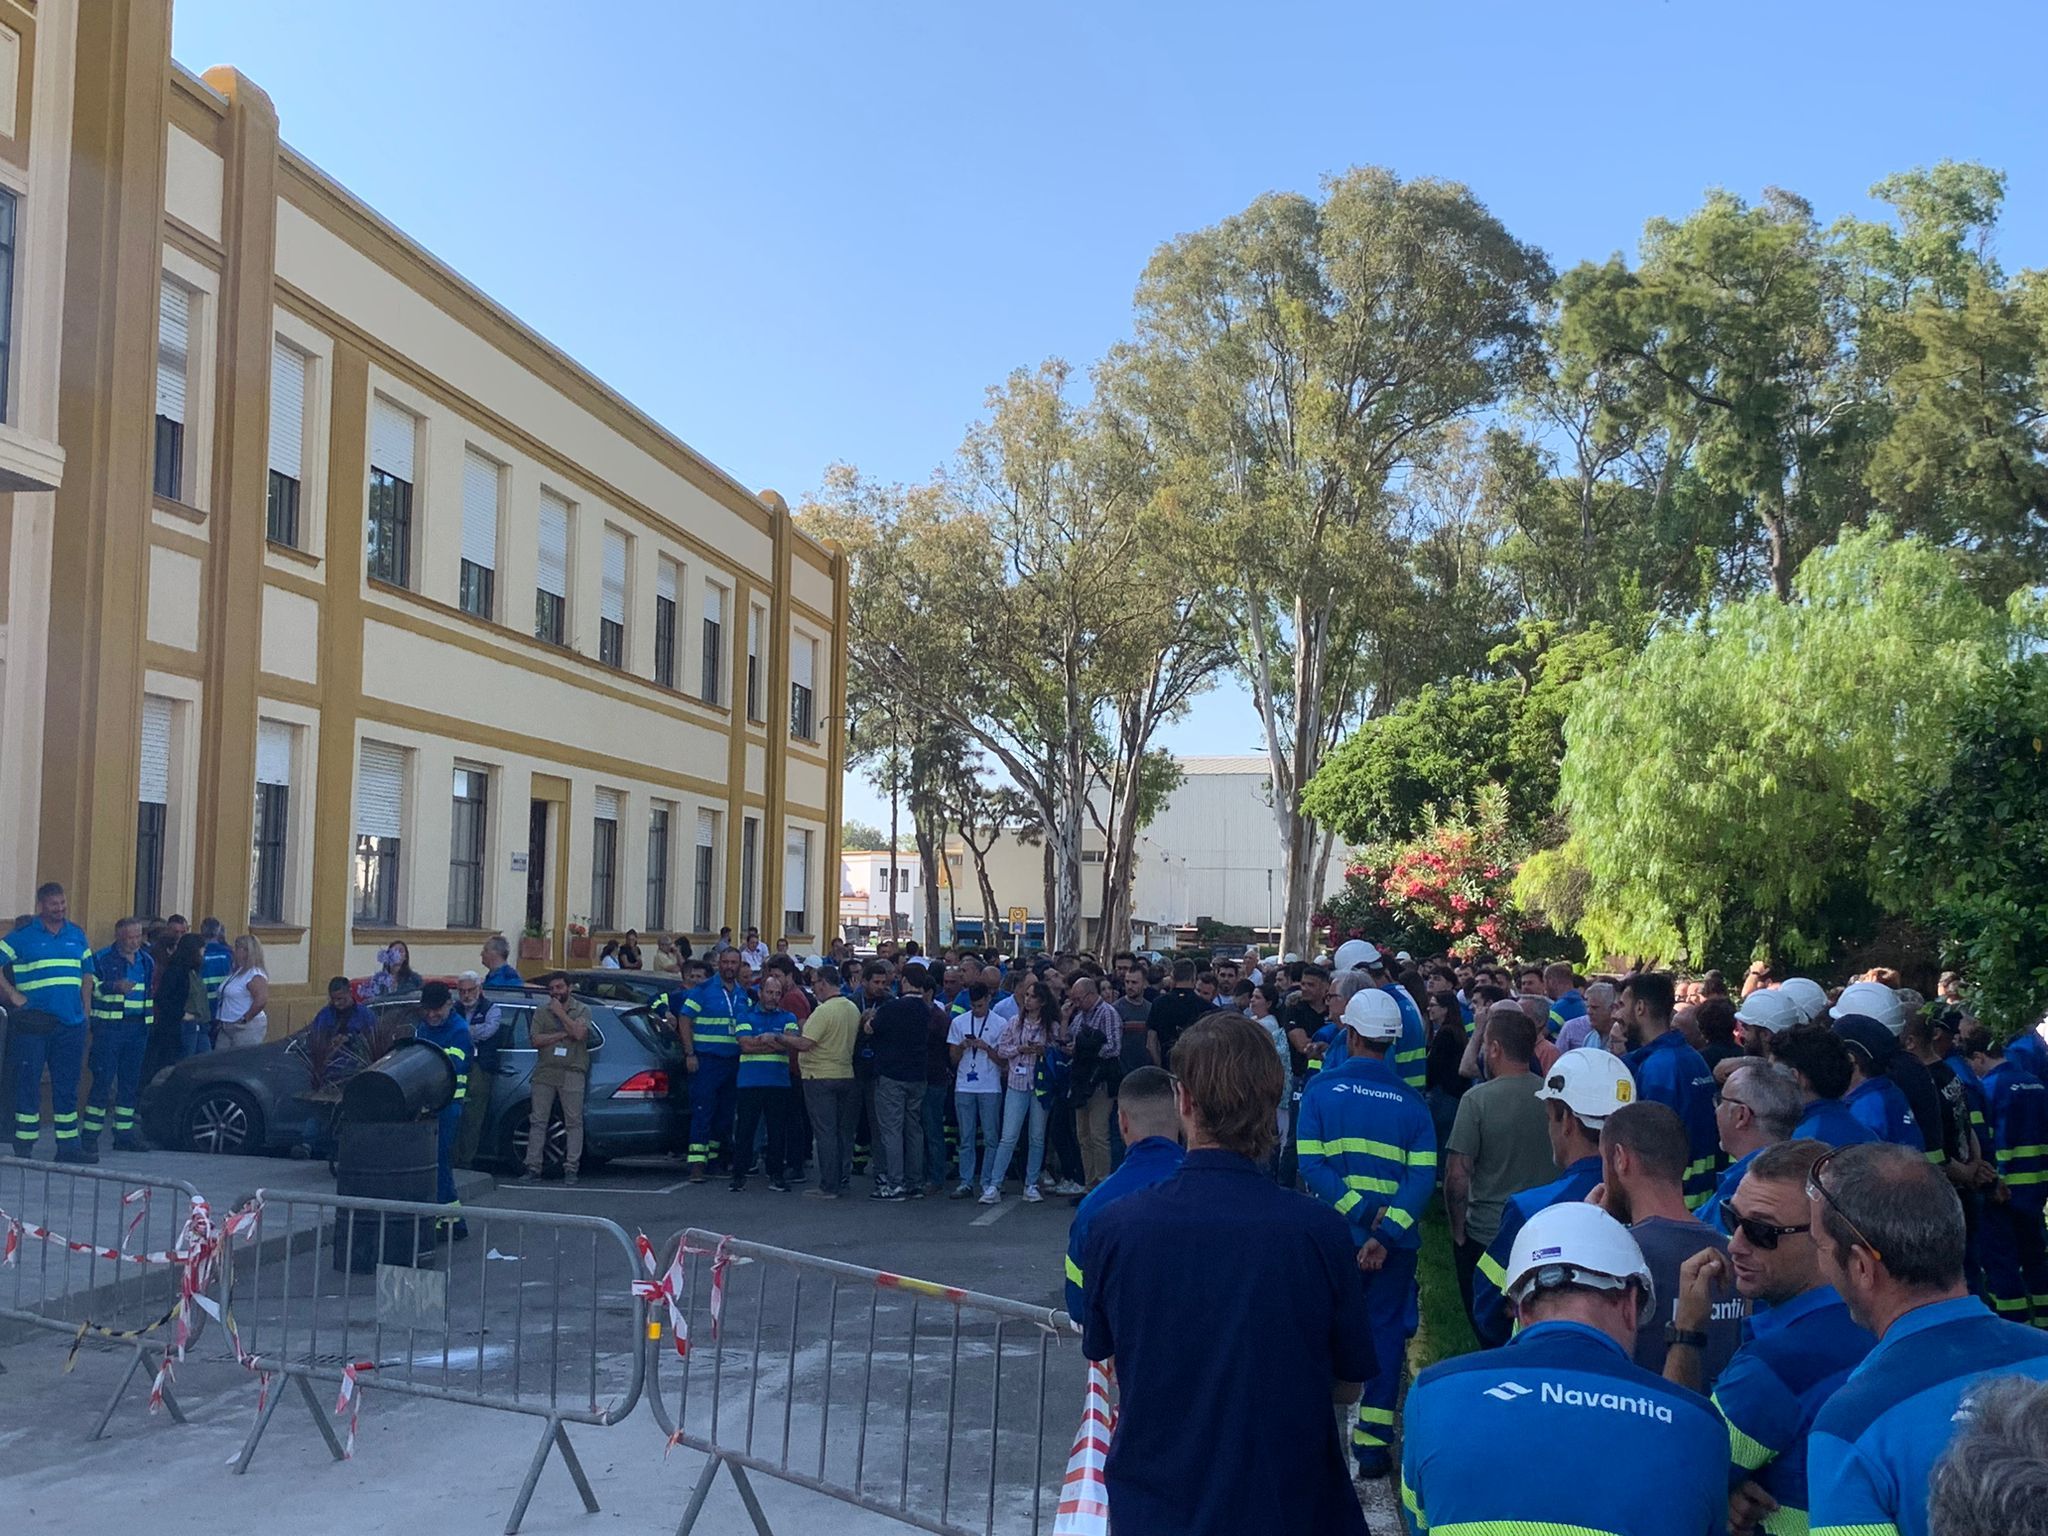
{"left": 1735, "top": 988, "right": 1803, "bottom": 1036}
{"left": 1343, "top": 988, "right": 1404, "bottom": 1041}
{"left": 1778, "top": 977, "right": 1830, "bottom": 1023}
{"left": 1532, "top": 1048, "right": 1636, "bottom": 1128}
{"left": 1505, "top": 1202, "right": 1654, "bottom": 1320}
{"left": 1281, "top": 952, "right": 1302, "bottom": 965}
{"left": 1395, "top": 950, "right": 1413, "bottom": 965}
{"left": 1333, "top": 938, "right": 1383, "bottom": 973}
{"left": 1831, "top": 980, "right": 1905, "bottom": 1034}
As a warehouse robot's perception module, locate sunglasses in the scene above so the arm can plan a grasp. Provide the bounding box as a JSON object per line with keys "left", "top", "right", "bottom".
{"left": 1717, "top": 1201, "right": 1810, "bottom": 1251}
{"left": 1805, "top": 1147, "right": 1883, "bottom": 1264}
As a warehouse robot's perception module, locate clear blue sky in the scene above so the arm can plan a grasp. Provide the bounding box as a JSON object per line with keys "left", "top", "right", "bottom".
{"left": 174, "top": 0, "right": 2048, "bottom": 831}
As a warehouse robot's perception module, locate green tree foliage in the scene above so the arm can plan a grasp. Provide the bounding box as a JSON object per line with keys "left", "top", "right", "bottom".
{"left": 1303, "top": 623, "right": 1625, "bottom": 845}
{"left": 840, "top": 820, "right": 893, "bottom": 852}
{"left": 1557, "top": 527, "right": 2018, "bottom": 969}
{"left": 1891, "top": 654, "right": 2048, "bottom": 1035}
{"left": 1114, "top": 167, "right": 1554, "bottom": 948}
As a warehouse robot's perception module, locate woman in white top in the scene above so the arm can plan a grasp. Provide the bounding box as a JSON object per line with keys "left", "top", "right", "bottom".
{"left": 216, "top": 934, "right": 270, "bottom": 1049}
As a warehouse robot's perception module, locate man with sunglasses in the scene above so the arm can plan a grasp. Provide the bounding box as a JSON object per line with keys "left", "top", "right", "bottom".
{"left": 1666, "top": 1139, "right": 1876, "bottom": 1536}
{"left": 1806, "top": 1143, "right": 2048, "bottom": 1536}
{"left": 1401, "top": 1201, "right": 1728, "bottom": 1536}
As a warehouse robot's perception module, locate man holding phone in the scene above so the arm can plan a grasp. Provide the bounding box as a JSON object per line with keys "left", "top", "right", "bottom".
{"left": 519, "top": 972, "right": 591, "bottom": 1186}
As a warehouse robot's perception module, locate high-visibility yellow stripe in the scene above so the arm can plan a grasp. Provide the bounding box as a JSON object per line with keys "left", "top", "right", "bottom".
{"left": 1384, "top": 1206, "right": 1417, "bottom": 1231}
{"left": 1343, "top": 1174, "right": 1401, "bottom": 1195}
{"left": 1064, "top": 1255, "right": 1083, "bottom": 1288}
{"left": 1352, "top": 1424, "right": 1389, "bottom": 1447}
{"left": 1714, "top": 1392, "right": 1776, "bottom": 1471}
{"left": 9, "top": 955, "right": 89, "bottom": 975}
{"left": 1429, "top": 1523, "right": 1630, "bottom": 1536}
{"left": 2003, "top": 1143, "right": 2048, "bottom": 1158}
{"left": 1809, "top": 1525, "right": 1900, "bottom": 1536}
{"left": 1358, "top": 1405, "right": 1396, "bottom": 1424}
{"left": 1297, "top": 1136, "right": 1430, "bottom": 1163}
{"left": 1409, "top": 1149, "right": 1438, "bottom": 1168}
{"left": 1400, "top": 1473, "right": 1423, "bottom": 1523}
{"left": 1760, "top": 1507, "right": 1809, "bottom": 1536}
{"left": 1477, "top": 1251, "right": 1508, "bottom": 1289}
{"left": 1334, "top": 1190, "right": 1364, "bottom": 1216}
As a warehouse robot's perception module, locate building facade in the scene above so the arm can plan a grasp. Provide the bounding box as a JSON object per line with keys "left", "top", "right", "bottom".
{"left": 5, "top": 2, "right": 847, "bottom": 1007}
{"left": 836, "top": 850, "right": 938, "bottom": 946}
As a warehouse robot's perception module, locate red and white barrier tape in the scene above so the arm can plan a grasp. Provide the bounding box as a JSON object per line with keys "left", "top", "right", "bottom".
{"left": 333, "top": 1360, "right": 374, "bottom": 1458}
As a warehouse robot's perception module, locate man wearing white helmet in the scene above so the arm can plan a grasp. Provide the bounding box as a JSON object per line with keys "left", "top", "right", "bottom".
{"left": 1778, "top": 977, "right": 1831, "bottom": 1025}
{"left": 1332, "top": 938, "right": 1428, "bottom": 1092}
{"left": 1296, "top": 986, "right": 1438, "bottom": 1483}
{"left": 1401, "top": 1202, "right": 1727, "bottom": 1536}
{"left": 1831, "top": 980, "right": 1947, "bottom": 1160}
{"left": 1471, "top": 1047, "right": 1637, "bottom": 1347}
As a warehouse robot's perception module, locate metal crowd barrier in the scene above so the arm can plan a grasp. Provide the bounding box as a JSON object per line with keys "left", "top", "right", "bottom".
{"left": 0, "top": 1157, "right": 214, "bottom": 1437}
{"left": 216, "top": 1188, "right": 646, "bottom": 1534}
{"left": 646, "top": 1228, "right": 1085, "bottom": 1536}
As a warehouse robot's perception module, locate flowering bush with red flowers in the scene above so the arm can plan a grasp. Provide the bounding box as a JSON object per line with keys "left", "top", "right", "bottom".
{"left": 1316, "top": 785, "right": 1527, "bottom": 960}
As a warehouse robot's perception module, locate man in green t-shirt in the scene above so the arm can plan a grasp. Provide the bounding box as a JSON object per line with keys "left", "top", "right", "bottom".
{"left": 518, "top": 972, "right": 591, "bottom": 1186}
{"left": 800, "top": 965, "right": 862, "bottom": 1197}
{"left": 1445, "top": 1006, "right": 1556, "bottom": 1320}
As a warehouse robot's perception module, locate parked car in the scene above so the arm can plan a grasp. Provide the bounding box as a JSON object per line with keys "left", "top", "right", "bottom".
{"left": 138, "top": 987, "right": 684, "bottom": 1170}
{"left": 561, "top": 969, "right": 680, "bottom": 1011}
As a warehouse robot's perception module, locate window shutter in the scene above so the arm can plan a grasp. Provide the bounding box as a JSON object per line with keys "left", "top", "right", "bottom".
{"left": 461, "top": 449, "right": 498, "bottom": 570}
{"left": 268, "top": 339, "right": 305, "bottom": 478}
{"left": 354, "top": 741, "right": 405, "bottom": 839}
{"left": 791, "top": 636, "right": 815, "bottom": 690}
{"left": 601, "top": 528, "right": 627, "bottom": 623}
{"left": 255, "top": 720, "right": 292, "bottom": 787}
{"left": 593, "top": 786, "right": 620, "bottom": 822}
{"left": 696, "top": 809, "right": 717, "bottom": 848}
{"left": 656, "top": 557, "right": 677, "bottom": 604}
{"left": 704, "top": 582, "right": 724, "bottom": 626}
{"left": 747, "top": 605, "right": 762, "bottom": 660}
{"left": 537, "top": 493, "right": 569, "bottom": 597}
{"left": 371, "top": 399, "right": 416, "bottom": 481}
{"left": 138, "top": 697, "right": 171, "bottom": 805}
{"left": 157, "top": 281, "right": 189, "bottom": 423}
{"left": 784, "top": 831, "right": 808, "bottom": 906}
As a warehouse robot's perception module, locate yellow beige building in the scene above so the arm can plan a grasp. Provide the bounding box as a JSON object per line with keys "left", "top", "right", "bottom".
{"left": 0, "top": 1, "right": 848, "bottom": 1008}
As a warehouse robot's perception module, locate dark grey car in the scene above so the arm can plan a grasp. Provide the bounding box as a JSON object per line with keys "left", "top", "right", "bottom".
{"left": 138, "top": 988, "right": 685, "bottom": 1169}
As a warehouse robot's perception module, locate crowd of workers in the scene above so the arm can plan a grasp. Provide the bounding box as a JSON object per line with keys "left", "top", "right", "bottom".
{"left": 9, "top": 877, "right": 2048, "bottom": 1535}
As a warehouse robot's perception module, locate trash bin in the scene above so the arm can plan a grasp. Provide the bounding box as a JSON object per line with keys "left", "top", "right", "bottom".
{"left": 339, "top": 1037, "right": 455, "bottom": 1123}
{"left": 333, "top": 1119, "right": 440, "bottom": 1273}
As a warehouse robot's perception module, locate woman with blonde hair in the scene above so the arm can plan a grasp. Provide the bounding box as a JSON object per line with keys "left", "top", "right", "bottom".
{"left": 216, "top": 934, "right": 270, "bottom": 1049}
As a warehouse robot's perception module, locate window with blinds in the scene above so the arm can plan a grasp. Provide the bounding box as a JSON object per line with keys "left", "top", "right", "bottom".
{"left": 460, "top": 449, "right": 499, "bottom": 620}
{"left": 701, "top": 582, "right": 725, "bottom": 705}
{"left": 693, "top": 809, "right": 720, "bottom": 933}
{"left": 353, "top": 740, "right": 406, "bottom": 925}
{"left": 251, "top": 720, "right": 293, "bottom": 923}
{"left": 448, "top": 765, "right": 488, "bottom": 929}
{"left": 591, "top": 787, "right": 620, "bottom": 930}
{"left": 647, "top": 804, "right": 671, "bottom": 931}
{"left": 367, "top": 400, "right": 417, "bottom": 589}
{"left": 267, "top": 339, "right": 308, "bottom": 547}
{"left": 654, "top": 558, "right": 679, "bottom": 688}
{"left": 536, "top": 492, "right": 570, "bottom": 645}
{"left": 783, "top": 829, "right": 811, "bottom": 935}
{"left": 740, "top": 816, "right": 759, "bottom": 933}
{"left": 154, "top": 279, "right": 191, "bottom": 502}
{"left": 599, "top": 527, "right": 628, "bottom": 668}
{"left": 746, "top": 606, "right": 764, "bottom": 721}
{"left": 135, "top": 697, "right": 172, "bottom": 919}
{"left": 790, "top": 635, "right": 817, "bottom": 741}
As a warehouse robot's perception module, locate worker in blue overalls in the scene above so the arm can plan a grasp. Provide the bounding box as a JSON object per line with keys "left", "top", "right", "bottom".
{"left": 669, "top": 945, "right": 746, "bottom": 1183}
{"left": 85, "top": 915, "right": 156, "bottom": 1158}
{"left": 1296, "top": 986, "right": 1437, "bottom": 1481}
{"left": 410, "top": 980, "right": 472, "bottom": 1240}
{"left": 1961, "top": 1024, "right": 2048, "bottom": 1328}
{"left": 0, "top": 883, "right": 97, "bottom": 1161}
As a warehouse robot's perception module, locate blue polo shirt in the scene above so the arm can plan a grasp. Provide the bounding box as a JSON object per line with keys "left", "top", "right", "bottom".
{"left": 1063, "top": 1134, "right": 1183, "bottom": 1319}
{"left": 1296, "top": 1052, "right": 1437, "bottom": 1249}
{"left": 1547, "top": 987, "right": 1586, "bottom": 1040}
{"left": 1626, "top": 1029, "right": 1721, "bottom": 1205}
{"left": 1845, "top": 1074, "right": 1919, "bottom": 1148}
{"left": 1697, "top": 1146, "right": 1762, "bottom": 1232}
{"left": 734, "top": 1003, "right": 800, "bottom": 1088}
{"left": 669, "top": 978, "right": 746, "bottom": 1055}
{"left": 1708, "top": 1284, "right": 1873, "bottom": 1536}
{"left": 0, "top": 920, "right": 93, "bottom": 1026}
{"left": 1809, "top": 1295, "right": 2048, "bottom": 1536}
{"left": 1081, "top": 1149, "right": 1373, "bottom": 1536}
{"left": 1471, "top": 1154, "right": 1605, "bottom": 1348}
{"left": 1401, "top": 1319, "right": 1727, "bottom": 1536}
{"left": 1794, "top": 1097, "right": 1880, "bottom": 1148}
{"left": 482, "top": 963, "right": 524, "bottom": 988}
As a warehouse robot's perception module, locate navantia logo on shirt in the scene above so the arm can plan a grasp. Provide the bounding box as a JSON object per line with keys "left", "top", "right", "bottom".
{"left": 1478, "top": 1378, "right": 1674, "bottom": 1422}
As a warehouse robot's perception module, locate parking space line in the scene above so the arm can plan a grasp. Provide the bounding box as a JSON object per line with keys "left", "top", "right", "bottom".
{"left": 969, "top": 1200, "right": 1014, "bottom": 1227}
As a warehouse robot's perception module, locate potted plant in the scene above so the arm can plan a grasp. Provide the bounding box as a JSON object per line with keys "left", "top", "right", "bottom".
{"left": 567, "top": 919, "right": 593, "bottom": 962}
{"left": 519, "top": 922, "right": 549, "bottom": 962}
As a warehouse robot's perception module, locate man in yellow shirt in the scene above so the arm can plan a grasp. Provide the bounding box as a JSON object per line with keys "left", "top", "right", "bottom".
{"left": 800, "top": 965, "right": 862, "bottom": 1198}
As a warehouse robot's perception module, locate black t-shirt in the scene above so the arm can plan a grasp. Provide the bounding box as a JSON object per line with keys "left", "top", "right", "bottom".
{"left": 869, "top": 996, "right": 931, "bottom": 1083}
{"left": 1886, "top": 1050, "right": 1944, "bottom": 1154}
{"left": 1148, "top": 988, "right": 1207, "bottom": 1061}
{"left": 1115, "top": 997, "right": 1153, "bottom": 1072}
{"left": 1282, "top": 997, "right": 1325, "bottom": 1079}
{"left": 1425, "top": 1026, "right": 1468, "bottom": 1099}
{"left": 1926, "top": 1057, "right": 1969, "bottom": 1163}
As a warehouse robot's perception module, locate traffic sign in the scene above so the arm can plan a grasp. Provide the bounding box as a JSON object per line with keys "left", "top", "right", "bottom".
{"left": 1008, "top": 921, "right": 1027, "bottom": 937}
{"left": 1006, "top": 905, "right": 1029, "bottom": 926}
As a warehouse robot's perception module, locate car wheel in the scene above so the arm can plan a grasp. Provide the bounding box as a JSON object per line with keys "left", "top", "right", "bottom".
{"left": 503, "top": 1109, "right": 567, "bottom": 1174}
{"left": 181, "top": 1086, "right": 263, "bottom": 1155}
